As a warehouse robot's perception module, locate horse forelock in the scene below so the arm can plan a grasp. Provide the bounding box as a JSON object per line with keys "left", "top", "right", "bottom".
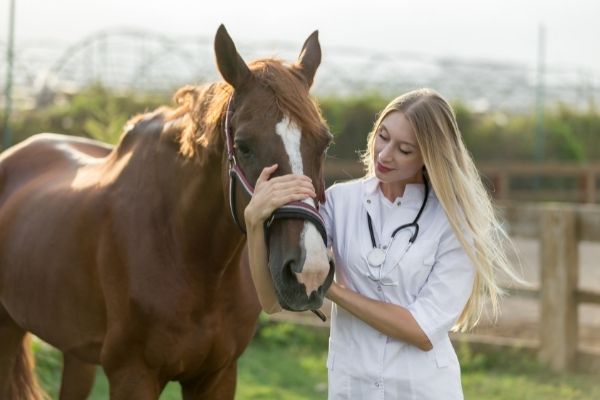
{"left": 248, "top": 59, "right": 328, "bottom": 141}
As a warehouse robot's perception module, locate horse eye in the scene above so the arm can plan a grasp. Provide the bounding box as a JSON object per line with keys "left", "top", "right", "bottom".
{"left": 235, "top": 141, "right": 252, "bottom": 157}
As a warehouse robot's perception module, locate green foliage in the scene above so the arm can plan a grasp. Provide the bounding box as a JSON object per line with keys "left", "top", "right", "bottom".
{"left": 318, "top": 93, "right": 600, "bottom": 163}
{"left": 455, "top": 102, "right": 600, "bottom": 163}
{"left": 33, "top": 324, "right": 600, "bottom": 400}
{"left": 1, "top": 85, "right": 169, "bottom": 148}
{"left": 2, "top": 86, "right": 600, "bottom": 163}
{"left": 319, "top": 93, "right": 388, "bottom": 161}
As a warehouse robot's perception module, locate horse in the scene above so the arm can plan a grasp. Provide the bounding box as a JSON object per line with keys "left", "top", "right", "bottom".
{"left": 0, "top": 24, "right": 334, "bottom": 399}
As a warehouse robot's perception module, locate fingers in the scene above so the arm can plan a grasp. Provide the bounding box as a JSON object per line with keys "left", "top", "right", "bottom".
{"left": 254, "top": 168, "right": 315, "bottom": 196}
{"left": 260, "top": 174, "right": 314, "bottom": 191}
{"left": 255, "top": 164, "right": 279, "bottom": 186}
{"left": 271, "top": 186, "right": 315, "bottom": 203}
{"left": 268, "top": 178, "right": 315, "bottom": 195}
{"left": 245, "top": 168, "right": 317, "bottom": 228}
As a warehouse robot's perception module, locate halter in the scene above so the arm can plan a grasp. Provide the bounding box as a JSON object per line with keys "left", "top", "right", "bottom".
{"left": 223, "top": 96, "right": 328, "bottom": 245}
{"left": 224, "top": 96, "right": 329, "bottom": 322}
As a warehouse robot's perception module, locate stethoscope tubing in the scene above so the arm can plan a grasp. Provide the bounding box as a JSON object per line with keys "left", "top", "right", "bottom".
{"left": 365, "top": 174, "right": 430, "bottom": 282}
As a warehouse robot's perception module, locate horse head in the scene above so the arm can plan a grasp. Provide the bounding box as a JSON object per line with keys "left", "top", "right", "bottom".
{"left": 214, "top": 25, "right": 334, "bottom": 311}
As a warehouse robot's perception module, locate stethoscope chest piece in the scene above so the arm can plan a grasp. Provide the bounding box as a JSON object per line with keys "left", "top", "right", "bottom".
{"left": 367, "top": 248, "right": 386, "bottom": 268}
{"left": 365, "top": 174, "right": 430, "bottom": 280}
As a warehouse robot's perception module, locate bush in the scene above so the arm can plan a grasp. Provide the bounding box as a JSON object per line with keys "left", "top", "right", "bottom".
{"left": 3, "top": 86, "right": 599, "bottom": 163}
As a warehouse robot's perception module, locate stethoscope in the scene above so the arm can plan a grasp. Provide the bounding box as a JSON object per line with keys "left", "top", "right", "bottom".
{"left": 366, "top": 174, "right": 430, "bottom": 282}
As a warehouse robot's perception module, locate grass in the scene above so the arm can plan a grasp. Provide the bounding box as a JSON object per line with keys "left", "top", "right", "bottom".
{"left": 33, "top": 320, "right": 599, "bottom": 399}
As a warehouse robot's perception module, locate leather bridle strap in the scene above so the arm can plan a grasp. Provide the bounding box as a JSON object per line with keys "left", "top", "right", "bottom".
{"left": 223, "top": 96, "right": 327, "bottom": 245}
{"left": 265, "top": 203, "right": 328, "bottom": 245}
{"left": 223, "top": 95, "right": 329, "bottom": 323}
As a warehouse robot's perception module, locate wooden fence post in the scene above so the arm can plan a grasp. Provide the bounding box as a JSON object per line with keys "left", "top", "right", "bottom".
{"left": 538, "top": 205, "right": 579, "bottom": 371}
{"left": 583, "top": 170, "right": 596, "bottom": 203}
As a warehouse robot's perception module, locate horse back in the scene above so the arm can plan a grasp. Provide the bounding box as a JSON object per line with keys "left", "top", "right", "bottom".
{"left": 0, "top": 133, "right": 111, "bottom": 194}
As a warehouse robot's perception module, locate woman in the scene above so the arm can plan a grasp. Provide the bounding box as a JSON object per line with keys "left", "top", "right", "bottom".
{"left": 244, "top": 88, "right": 519, "bottom": 399}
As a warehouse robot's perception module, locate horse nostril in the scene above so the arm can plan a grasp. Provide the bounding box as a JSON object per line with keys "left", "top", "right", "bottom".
{"left": 291, "top": 258, "right": 305, "bottom": 274}
{"left": 282, "top": 258, "right": 301, "bottom": 282}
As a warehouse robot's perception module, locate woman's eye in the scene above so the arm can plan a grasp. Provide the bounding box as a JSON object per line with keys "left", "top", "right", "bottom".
{"left": 400, "top": 148, "right": 412, "bottom": 155}
{"left": 378, "top": 133, "right": 389, "bottom": 141}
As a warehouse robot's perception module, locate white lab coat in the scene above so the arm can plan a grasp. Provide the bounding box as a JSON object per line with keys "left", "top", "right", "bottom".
{"left": 320, "top": 176, "right": 475, "bottom": 400}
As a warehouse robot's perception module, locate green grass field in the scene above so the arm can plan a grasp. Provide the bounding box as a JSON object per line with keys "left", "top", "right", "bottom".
{"left": 33, "top": 320, "right": 599, "bottom": 399}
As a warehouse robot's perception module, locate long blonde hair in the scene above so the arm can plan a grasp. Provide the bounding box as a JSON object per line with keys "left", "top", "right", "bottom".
{"left": 362, "top": 88, "right": 521, "bottom": 331}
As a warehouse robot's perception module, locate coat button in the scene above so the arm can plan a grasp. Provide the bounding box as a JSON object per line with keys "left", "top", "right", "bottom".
{"left": 367, "top": 199, "right": 371, "bottom": 204}
{"left": 374, "top": 382, "right": 380, "bottom": 388}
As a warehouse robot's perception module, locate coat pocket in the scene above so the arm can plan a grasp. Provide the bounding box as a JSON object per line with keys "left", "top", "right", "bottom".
{"left": 394, "top": 239, "right": 437, "bottom": 292}
{"left": 433, "top": 338, "right": 456, "bottom": 368}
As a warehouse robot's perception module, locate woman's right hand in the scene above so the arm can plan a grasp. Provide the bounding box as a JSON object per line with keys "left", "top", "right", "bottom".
{"left": 244, "top": 164, "right": 316, "bottom": 230}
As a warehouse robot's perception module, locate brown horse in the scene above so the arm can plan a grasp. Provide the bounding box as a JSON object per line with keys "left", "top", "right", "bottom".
{"left": 0, "top": 25, "right": 333, "bottom": 399}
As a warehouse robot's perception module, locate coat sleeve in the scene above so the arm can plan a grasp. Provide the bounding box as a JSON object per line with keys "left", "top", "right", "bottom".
{"left": 406, "top": 226, "right": 476, "bottom": 346}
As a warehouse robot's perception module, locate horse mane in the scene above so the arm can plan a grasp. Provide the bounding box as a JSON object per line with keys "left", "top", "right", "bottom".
{"left": 171, "top": 58, "right": 327, "bottom": 158}
{"left": 171, "top": 82, "right": 232, "bottom": 157}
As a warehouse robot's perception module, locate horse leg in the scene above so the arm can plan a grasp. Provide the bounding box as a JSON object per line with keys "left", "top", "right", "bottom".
{"left": 0, "top": 311, "right": 45, "bottom": 400}
{"left": 103, "top": 359, "right": 162, "bottom": 400}
{"left": 0, "top": 317, "right": 24, "bottom": 398}
{"left": 181, "top": 362, "right": 237, "bottom": 400}
{"left": 58, "top": 353, "right": 96, "bottom": 400}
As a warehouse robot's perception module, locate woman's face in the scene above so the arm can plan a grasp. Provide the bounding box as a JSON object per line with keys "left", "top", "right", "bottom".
{"left": 373, "top": 111, "right": 424, "bottom": 184}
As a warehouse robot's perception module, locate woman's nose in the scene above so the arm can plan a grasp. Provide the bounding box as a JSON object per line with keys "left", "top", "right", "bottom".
{"left": 378, "top": 145, "right": 393, "bottom": 162}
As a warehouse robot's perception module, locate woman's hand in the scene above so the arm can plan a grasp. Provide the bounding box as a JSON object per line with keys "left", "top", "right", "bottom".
{"left": 244, "top": 164, "right": 316, "bottom": 230}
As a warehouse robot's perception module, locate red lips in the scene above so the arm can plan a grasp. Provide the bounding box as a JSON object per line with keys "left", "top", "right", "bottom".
{"left": 376, "top": 162, "right": 393, "bottom": 173}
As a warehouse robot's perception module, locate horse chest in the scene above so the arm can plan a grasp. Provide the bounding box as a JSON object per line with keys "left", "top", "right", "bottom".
{"left": 145, "top": 313, "right": 256, "bottom": 379}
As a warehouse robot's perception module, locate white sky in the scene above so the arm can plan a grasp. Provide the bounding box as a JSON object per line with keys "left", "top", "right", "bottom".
{"left": 2, "top": 0, "right": 599, "bottom": 75}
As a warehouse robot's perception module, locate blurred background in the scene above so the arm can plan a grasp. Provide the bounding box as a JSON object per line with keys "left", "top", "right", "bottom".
{"left": 1, "top": 0, "right": 599, "bottom": 398}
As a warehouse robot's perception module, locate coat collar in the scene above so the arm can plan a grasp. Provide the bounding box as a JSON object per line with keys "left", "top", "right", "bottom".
{"left": 361, "top": 175, "right": 428, "bottom": 207}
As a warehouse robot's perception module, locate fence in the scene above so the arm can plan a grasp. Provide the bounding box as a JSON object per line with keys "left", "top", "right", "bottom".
{"left": 481, "top": 163, "right": 600, "bottom": 203}
{"left": 493, "top": 202, "right": 600, "bottom": 372}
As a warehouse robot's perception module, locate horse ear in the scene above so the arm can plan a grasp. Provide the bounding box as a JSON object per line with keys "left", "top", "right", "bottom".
{"left": 214, "top": 24, "right": 252, "bottom": 90}
{"left": 297, "top": 30, "right": 321, "bottom": 88}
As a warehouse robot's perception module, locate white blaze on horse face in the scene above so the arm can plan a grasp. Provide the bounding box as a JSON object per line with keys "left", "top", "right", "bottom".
{"left": 275, "top": 117, "right": 329, "bottom": 297}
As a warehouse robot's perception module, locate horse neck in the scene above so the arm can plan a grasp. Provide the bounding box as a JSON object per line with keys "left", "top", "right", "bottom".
{"left": 110, "top": 121, "right": 246, "bottom": 275}
{"left": 170, "top": 140, "right": 247, "bottom": 268}
{"left": 185, "top": 150, "right": 244, "bottom": 244}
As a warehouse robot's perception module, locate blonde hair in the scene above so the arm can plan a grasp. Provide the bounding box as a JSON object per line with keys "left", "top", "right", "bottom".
{"left": 361, "top": 88, "right": 521, "bottom": 331}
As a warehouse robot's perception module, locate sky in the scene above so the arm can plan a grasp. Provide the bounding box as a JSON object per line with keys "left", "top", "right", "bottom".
{"left": 2, "top": 0, "right": 599, "bottom": 77}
